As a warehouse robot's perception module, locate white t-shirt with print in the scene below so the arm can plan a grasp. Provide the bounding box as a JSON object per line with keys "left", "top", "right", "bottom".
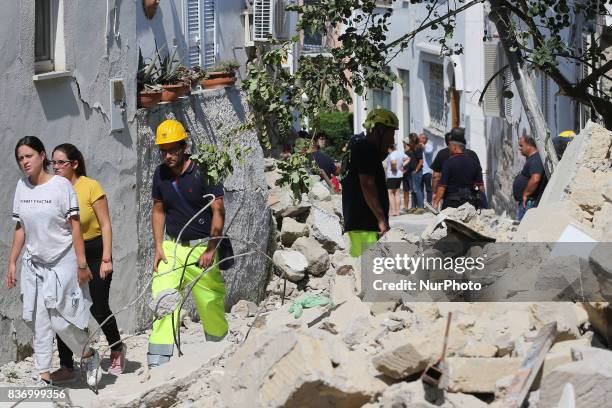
{"left": 12, "top": 175, "right": 79, "bottom": 264}
{"left": 385, "top": 149, "right": 407, "bottom": 179}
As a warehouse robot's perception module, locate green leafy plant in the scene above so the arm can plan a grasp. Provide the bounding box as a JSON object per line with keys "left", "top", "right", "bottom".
{"left": 311, "top": 111, "right": 354, "bottom": 157}
{"left": 207, "top": 59, "right": 240, "bottom": 73}
{"left": 137, "top": 47, "right": 161, "bottom": 92}
{"left": 191, "top": 143, "right": 234, "bottom": 185}
{"left": 275, "top": 138, "right": 316, "bottom": 201}
{"left": 156, "top": 45, "right": 185, "bottom": 85}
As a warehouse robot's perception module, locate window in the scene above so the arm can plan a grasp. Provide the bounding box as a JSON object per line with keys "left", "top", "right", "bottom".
{"left": 368, "top": 88, "right": 391, "bottom": 111}
{"left": 302, "top": 0, "right": 325, "bottom": 53}
{"left": 184, "top": 0, "right": 216, "bottom": 69}
{"left": 35, "top": 0, "right": 54, "bottom": 73}
{"left": 399, "top": 69, "right": 410, "bottom": 132}
{"left": 34, "top": 0, "right": 66, "bottom": 75}
{"left": 427, "top": 62, "right": 445, "bottom": 129}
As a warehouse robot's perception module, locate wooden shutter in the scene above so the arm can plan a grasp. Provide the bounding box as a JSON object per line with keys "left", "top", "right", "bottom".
{"left": 184, "top": 0, "right": 216, "bottom": 68}
{"left": 201, "top": 0, "right": 216, "bottom": 69}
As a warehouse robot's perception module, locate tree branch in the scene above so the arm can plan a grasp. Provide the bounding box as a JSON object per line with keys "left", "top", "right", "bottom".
{"left": 575, "top": 60, "right": 612, "bottom": 91}
{"left": 478, "top": 63, "right": 510, "bottom": 106}
{"left": 385, "top": 0, "right": 485, "bottom": 50}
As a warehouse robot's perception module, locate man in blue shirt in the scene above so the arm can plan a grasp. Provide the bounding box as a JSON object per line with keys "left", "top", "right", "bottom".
{"left": 432, "top": 132, "right": 484, "bottom": 210}
{"left": 148, "top": 119, "right": 228, "bottom": 368}
{"left": 512, "top": 134, "right": 548, "bottom": 220}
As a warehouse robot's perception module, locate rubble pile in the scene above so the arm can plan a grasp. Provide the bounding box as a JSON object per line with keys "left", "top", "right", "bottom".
{"left": 0, "top": 125, "right": 610, "bottom": 408}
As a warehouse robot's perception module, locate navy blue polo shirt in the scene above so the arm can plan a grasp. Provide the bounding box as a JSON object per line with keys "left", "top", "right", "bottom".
{"left": 439, "top": 153, "right": 483, "bottom": 194}
{"left": 152, "top": 161, "right": 224, "bottom": 241}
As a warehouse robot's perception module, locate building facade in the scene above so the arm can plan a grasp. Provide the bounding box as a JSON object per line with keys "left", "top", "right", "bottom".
{"left": 351, "top": 1, "right": 592, "bottom": 213}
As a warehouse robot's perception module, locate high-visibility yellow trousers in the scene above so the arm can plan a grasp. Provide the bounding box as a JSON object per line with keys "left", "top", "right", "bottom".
{"left": 147, "top": 240, "right": 228, "bottom": 366}
{"left": 348, "top": 230, "right": 379, "bottom": 257}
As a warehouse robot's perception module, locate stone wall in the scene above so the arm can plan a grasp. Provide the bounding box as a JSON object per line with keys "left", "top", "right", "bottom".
{"left": 135, "top": 88, "right": 273, "bottom": 330}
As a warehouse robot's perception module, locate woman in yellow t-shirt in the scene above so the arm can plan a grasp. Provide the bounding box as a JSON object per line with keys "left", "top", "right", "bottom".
{"left": 50, "top": 143, "right": 126, "bottom": 381}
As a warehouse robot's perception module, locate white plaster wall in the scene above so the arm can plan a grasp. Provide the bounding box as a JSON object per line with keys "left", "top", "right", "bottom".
{"left": 137, "top": 0, "right": 189, "bottom": 66}
{"left": 0, "top": 0, "right": 138, "bottom": 364}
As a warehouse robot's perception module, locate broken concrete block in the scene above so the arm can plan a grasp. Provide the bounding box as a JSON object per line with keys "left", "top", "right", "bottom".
{"left": 331, "top": 275, "right": 356, "bottom": 305}
{"left": 378, "top": 381, "right": 488, "bottom": 408}
{"left": 280, "top": 218, "right": 309, "bottom": 247}
{"left": 530, "top": 303, "right": 587, "bottom": 341}
{"left": 372, "top": 342, "right": 431, "bottom": 379}
{"left": 272, "top": 249, "right": 308, "bottom": 282}
{"left": 308, "top": 181, "right": 332, "bottom": 202}
{"left": 590, "top": 242, "right": 612, "bottom": 300}
{"left": 308, "top": 205, "right": 345, "bottom": 253}
{"left": 461, "top": 341, "right": 498, "bottom": 358}
{"left": 269, "top": 187, "right": 311, "bottom": 218}
{"left": 291, "top": 236, "right": 330, "bottom": 276}
{"left": 540, "top": 338, "right": 592, "bottom": 380}
{"left": 582, "top": 302, "right": 612, "bottom": 345}
{"left": 265, "top": 170, "right": 282, "bottom": 189}
{"left": 378, "top": 227, "right": 408, "bottom": 243}
{"left": 231, "top": 300, "right": 258, "bottom": 319}
{"left": 342, "top": 314, "right": 377, "bottom": 346}
{"left": 217, "top": 327, "right": 386, "bottom": 408}
{"left": 539, "top": 348, "right": 612, "bottom": 408}
{"left": 446, "top": 357, "right": 522, "bottom": 393}
{"left": 331, "top": 251, "right": 355, "bottom": 275}
{"left": 328, "top": 295, "right": 372, "bottom": 333}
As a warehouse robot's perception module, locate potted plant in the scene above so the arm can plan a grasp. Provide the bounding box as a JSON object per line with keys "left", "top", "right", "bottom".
{"left": 156, "top": 46, "right": 190, "bottom": 102}
{"left": 200, "top": 60, "right": 240, "bottom": 89}
{"left": 137, "top": 48, "right": 162, "bottom": 108}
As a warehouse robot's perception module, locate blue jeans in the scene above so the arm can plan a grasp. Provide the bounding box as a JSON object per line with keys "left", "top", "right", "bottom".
{"left": 410, "top": 171, "right": 424, "bottom": 208}
{"left": 421, "top": 172, "right": 432, "bottom": 203}
{"left": 517, "top": 200, "right": 534, "bottom": 221}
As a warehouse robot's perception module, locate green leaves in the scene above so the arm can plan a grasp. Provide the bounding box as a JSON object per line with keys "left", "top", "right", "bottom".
{"left": 275, "top": 142, "right": 316, "bottom": 202}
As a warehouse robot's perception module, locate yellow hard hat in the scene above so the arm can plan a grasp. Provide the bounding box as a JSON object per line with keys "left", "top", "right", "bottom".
{"left": 558, "top": 130, "right": 576, "bottom": 138}
{"left": 363, "top": 108, "right": 399, "bottom": 131}
{"left": 155, "top": 119, "right": 188, "bottom": 145}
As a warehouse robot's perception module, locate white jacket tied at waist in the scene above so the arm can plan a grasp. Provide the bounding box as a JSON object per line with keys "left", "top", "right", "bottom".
{"left": 21, "top": 248, "right": 92, "bottom": 330}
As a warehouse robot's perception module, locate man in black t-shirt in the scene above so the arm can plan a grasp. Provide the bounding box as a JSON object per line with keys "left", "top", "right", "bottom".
{"left": 148, "top": 119, "right": 228, "bottom": 368}
{"left": 430, "top": 128, "right": 482, "bottom": 192}
{"left": 341, "top": 109, "right": 398, "bottom": 257}
{"left": 512, "top": 134, "right": 548, "bottom": 220}
{"left": 432, "top": 132, "right": 484, "bottom": 210}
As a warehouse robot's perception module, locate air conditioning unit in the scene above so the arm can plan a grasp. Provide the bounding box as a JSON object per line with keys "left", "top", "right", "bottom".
{"left": 252, "top": 0, "right": 291, "bottom": 42}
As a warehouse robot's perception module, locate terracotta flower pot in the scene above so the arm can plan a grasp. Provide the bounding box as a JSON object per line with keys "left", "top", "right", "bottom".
{"left": 200, "top": 71, "right": 237, "bottom": 90}
{"left": 161, "top": 83, "right": 188, "bottom": 102}
{"left": 138, "top": 90, "right": 162, "bottom": 108}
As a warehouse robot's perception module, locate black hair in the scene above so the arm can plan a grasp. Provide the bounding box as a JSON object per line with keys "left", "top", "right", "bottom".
{"left": 53, "top": 143, "right": 87, "bottom": 177}
{"left": 15, "top": 136, "right": 51, "bottom": 170}
{"left": 444, "top": 132, "right": 452, "bottom": 145}
{"left": 521, "top": 135, "right": 538, "bottom": 148}
{"left": 297, "top": 130, "right": 310, "bottom": 139}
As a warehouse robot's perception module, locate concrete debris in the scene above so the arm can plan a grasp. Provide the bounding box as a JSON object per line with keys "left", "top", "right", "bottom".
{"left": 216, "top": 327, "right": 386, "bottom": 408}
{"left": 331, "top": 251, "right": 355, "bottom": 275}
{"left": 231, "top": 300, "right": 258, "bottom": 319}
{"left": 272, "top": 249, "right": 308, "bottom": 282}
{"left": 539, "top": 347, "right": 612, "bottom": 408}
{"left": 280, "top": 218, "right": 309, "bottom": 247}
{"left": 308, "top": 181, "right": 332, "bottom": 202}
{"left": 269, "top": 187, "right": 311, "bottom": 218}
{"left": 291, "top": 236, "right": 330, "bottom": 277}
{"left": 370, "top": 381, "right": 488, "bottom": 408}
{"left": 307, "top": 205, "right": 345, "bottom": 253}
{"left": 446, "top": 357, "right": 522, "bottom": 393}
{"left": 372, "top": 342, "right": 432, "bottom": 379}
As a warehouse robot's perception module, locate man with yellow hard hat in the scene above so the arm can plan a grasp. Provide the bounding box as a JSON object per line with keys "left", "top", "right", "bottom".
{"left": 147, "top": 119, "right": 228, "bottom": 367}
{"left": 340, "top": 108, "right": 399, "bottom": 257}
{"left": 552, "top": 130, "right": 576, "bottom": 160}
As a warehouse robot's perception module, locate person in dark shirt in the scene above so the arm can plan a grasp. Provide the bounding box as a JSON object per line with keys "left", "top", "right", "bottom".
{"left": 432, "top": 133, "right": 484, "bottom": 210}
{"left": 512, "top": 134, "right": 548, "bottom": 221}
{"left": 341, "top": 108, "right": 398, "bottom": 257}
{"left": 430, "top": 128, "right": 481, "bottom": 192}
{"left": 148, "top": 119, "right": 228, "bottom": 368}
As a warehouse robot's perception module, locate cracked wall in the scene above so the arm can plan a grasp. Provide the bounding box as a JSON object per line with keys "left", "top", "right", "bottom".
{"left": 0, "top": 0, "right": 138, "bottom": 364}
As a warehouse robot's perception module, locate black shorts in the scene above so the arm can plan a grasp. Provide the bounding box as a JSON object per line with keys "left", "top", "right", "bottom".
{"left": 387, "top": 177, "right": 402, "bottom": 189}
{"left": 402, "top": 173, "right": 411, "bottom": 191}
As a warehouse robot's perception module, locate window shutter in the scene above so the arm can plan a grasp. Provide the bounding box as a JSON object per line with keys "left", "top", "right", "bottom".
{"left": 201, "top": 0, "right": 216, "bottom": 69}
{"left": 483, "top": 41, "right": 502, "bottom": 117}
{"left": 186, "top": 0, "right": 201, "bottom": 67}
{"left": 253, "top": 0, "right": 273, "bottom": 41}
{"left": 183, "top": 0, "right": 216, "bottom": 68}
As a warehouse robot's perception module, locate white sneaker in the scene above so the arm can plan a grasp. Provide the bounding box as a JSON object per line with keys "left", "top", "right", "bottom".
{"left": 82, "top": 349, "right": 102, "bottom": 387}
